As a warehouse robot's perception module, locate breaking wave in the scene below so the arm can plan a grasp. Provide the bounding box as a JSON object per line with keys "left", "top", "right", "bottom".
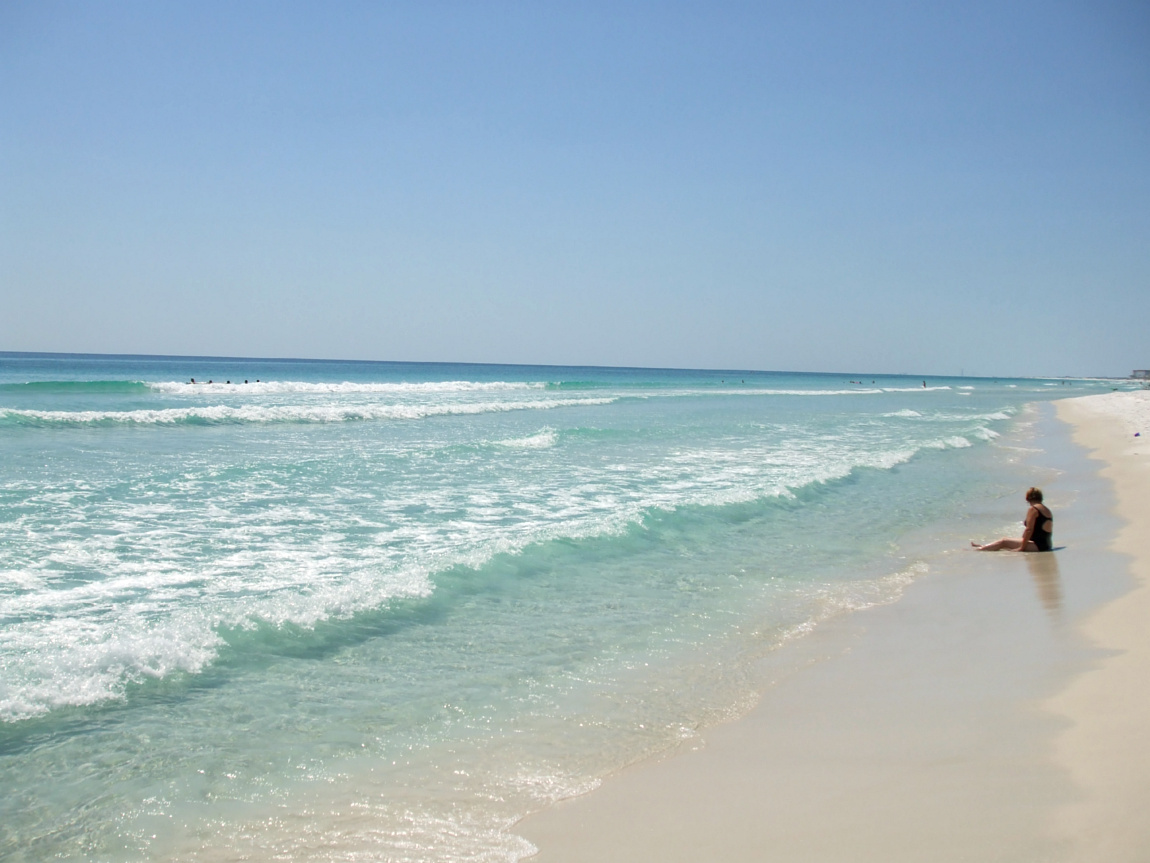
{"left": 0, "top": 398, "right": 618, "bottom": 427}
{"left": 148, "top": 380, "right": 547, "bottom": 395}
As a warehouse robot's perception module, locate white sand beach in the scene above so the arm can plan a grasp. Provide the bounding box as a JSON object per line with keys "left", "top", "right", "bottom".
{"left": 1048, "top": 391, "right": 1150, "bottom": 861}
{"left": 515, "top": 391, "right": 1150, "bottom": 862}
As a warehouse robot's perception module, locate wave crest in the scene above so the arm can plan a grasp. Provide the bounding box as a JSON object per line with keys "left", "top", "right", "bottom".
{"left": 0, "top": 398, "right": 618, "bottom": 427}
{"left": 148, "top": 380, "right": 547, "bottom": 395}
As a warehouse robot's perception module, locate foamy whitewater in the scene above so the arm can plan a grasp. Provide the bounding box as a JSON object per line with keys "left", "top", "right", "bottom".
{"left": 0, "top": 353, "right": 1127, "bottom": 861}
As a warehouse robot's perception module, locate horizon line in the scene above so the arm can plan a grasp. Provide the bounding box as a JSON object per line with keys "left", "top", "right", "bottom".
{"left": 0, "top": 350, "right": 1129, "bottom": 382}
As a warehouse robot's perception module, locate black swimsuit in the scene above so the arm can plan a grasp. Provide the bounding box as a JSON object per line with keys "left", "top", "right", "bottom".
{"left": 1030, "top": 506, "right": 1053, "bottom": 552}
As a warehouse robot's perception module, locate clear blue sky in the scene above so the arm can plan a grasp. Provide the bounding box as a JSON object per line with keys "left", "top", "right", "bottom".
{"left": 2, "top": 1, "right": 1147, "bottom": 377}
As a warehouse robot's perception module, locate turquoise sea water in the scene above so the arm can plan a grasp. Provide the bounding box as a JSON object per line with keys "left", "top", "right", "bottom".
{"left": 0, "top": 353, "right": 1128, "bottom": 861}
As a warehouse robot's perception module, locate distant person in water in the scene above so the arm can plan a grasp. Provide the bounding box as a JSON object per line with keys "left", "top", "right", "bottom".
{"left": 971, "top": 488, "right": 1053, "bottom": 552}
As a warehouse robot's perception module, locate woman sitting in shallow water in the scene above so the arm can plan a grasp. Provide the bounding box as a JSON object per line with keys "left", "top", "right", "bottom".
{"left": 972, "top": 487, "right": 1053, "bottom": 552}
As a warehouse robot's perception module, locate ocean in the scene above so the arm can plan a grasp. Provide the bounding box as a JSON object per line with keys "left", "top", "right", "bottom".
{"left": 0, "top": 353, "right": 1123, "bottom": 862}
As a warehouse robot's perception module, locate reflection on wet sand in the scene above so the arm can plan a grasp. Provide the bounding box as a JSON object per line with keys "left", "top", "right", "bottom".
{"left": 1027, "top": 551, "right": 1063, "bottom": 615}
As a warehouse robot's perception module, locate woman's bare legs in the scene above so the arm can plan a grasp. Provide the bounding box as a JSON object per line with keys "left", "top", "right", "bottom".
{"left": 971, "top": 538, "right": 1039, "bottom": 551}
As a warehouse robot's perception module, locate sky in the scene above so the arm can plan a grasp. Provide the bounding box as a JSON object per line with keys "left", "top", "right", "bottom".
{"left": 1, "top": 1, "right": 1147, "bottom": 377}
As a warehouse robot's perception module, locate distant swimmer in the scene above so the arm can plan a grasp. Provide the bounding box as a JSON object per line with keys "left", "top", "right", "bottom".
{"left": 922, "top": 380, "right": 926, "bottom": 387}
{"left": 971, "top": 488, "right": 1053, "bottom": 552}
{"left": 190, "top": 378, "right": 195, "bottom": 384}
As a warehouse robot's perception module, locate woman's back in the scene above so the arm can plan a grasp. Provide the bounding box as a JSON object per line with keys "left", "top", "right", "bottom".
{"left": 1030, "top": 504, "right": 1053, "bottom": 551}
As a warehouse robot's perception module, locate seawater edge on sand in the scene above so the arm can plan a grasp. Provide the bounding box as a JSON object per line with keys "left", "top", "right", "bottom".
{"left": 513, "top": 399, "right": 1135, "bottom": 863}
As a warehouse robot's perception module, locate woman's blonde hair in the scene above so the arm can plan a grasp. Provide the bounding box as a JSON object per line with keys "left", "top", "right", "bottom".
{"left": 1026, "top": 487, "right": 1044, "bottom": 503}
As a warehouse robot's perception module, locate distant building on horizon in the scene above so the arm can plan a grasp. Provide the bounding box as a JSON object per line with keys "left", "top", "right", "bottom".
{"left": 1132, "top": 370, "right": 1150, "bottom": 379}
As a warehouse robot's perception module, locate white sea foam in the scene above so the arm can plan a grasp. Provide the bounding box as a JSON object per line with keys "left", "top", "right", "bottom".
{"left": 0, "top": 397, "right": 617, "bottom": 426}
{"left": 920, "top": 435, "right": 973, "bottom": 450}
{"left": 903, "top": 409, "right": 1013, "bottom": 423}
{"left": 495, "top": 429, "right": 559, "bottom": 449}
{"left": 882, "top": 385, "right": 952, "bottom": 392}
{"left": 626, "top": 388, "right": 887, "bottom": 398}
{"left": 149, "top": 379, "right": 547, "bottom": 395}
{"left": 0, "top": 554, "right": 435, "bottom": 721}
{"left": 0, "top": 422, "right": 982, "bottom": 723}
{"left": 701, "top": 388, "right": 884, "bottom": 396}
{"left": 776, "top": 562, "right": 930, "bottom": 643}
{"left": 0, "top": 616, "right": 222, "bottom": 718}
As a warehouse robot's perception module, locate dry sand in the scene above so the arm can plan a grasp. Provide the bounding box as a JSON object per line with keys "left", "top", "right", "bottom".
{"left": 1049, "top": 391, "right": 1150, "bottom": 861}
{"left": 513, "top": 391, "right": 1150, "bottom": 862}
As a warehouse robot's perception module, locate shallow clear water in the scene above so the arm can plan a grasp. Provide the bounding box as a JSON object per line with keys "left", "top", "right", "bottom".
{"left": 0, "top": 353, "right": 1126, "bottom": 861}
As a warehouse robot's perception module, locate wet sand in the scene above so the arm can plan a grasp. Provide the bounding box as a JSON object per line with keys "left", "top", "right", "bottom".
{"left": 514, "top": 392, "right": 1150, "bottom": 861}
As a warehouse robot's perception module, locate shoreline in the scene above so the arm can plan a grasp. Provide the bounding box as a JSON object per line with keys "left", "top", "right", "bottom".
{"left": 513, "top": 393, "right": 1150, "bottom": 861}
